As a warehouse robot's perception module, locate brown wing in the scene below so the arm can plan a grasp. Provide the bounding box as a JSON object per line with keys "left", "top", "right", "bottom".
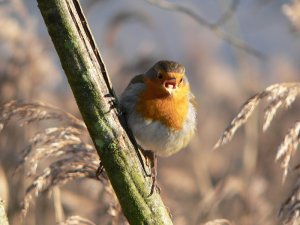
{"left": 128, "top": 74, "right": 144, "bottom": 86}
{"left": 120, "top": 74, "right": 145, "bottom": 112}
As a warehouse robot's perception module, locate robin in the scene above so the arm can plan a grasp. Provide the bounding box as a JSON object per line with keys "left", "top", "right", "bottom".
{"left": 120, "top": 60, "right": 196, "bottom": 193}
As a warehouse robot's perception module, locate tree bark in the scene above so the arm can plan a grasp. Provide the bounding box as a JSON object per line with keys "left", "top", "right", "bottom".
{"left": 36, "top": 0, "right": 173, "bottom": 224}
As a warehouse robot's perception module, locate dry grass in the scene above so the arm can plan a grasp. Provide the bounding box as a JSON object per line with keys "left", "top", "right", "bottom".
{"left": 276, "top": 122, "right": 300, "bottom": 182}
{"left": 58, "top": 215, "right": 96, "bottom": 225}
{"left": 1, "top": 1, "right": 300, "bottom": 225}
{"left": 279, "top": 178, "right": 300, "bottom": 225}
{"left": 0, "top": 100, "right": 125, "bottom": 224}
{"left": 214, "top": 83, "right": 300, "bottom": 150}
{"left": 0, "top": 100, "right": 85, "bottom": 130}
{"left": 214, "top": 83, "right": 300, "bottom": 180}
{"left": 214, "top": 82, "right": 300, "bottom": 224}
{"left": 283, "top": 0, "right": 300, "bottom": 32}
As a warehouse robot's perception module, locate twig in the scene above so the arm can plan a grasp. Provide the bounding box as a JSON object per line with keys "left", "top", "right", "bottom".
{"left": 212, "top": 0, "right": 240, "bottom": 27}
{"left": 145, "top": 0, "right": 265, "bottom": 59}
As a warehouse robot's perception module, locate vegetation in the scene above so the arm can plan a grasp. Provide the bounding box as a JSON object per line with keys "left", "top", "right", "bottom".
{"left": 0, "top": 0, "right": 300, "bottom": 224}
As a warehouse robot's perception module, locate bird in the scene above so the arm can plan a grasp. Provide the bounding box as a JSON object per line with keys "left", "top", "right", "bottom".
{"left": 119, "top": 60, "right": 196, "bottom": 193}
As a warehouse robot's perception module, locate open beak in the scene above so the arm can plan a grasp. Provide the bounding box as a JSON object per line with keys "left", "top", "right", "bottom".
{"left": 163, "top": 78, "right": 177, "bottom": 93}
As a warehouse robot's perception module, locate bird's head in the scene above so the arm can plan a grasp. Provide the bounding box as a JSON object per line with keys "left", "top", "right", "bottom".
{"left": 144, "top": 60, "right": 188, "bottom": 96}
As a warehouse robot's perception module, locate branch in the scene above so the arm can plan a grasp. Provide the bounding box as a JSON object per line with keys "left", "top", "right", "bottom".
{"left": 212, "top": 0, "right": 240, "bottom": 27}
{"left": 145, "top": 0, "right": 266, "bottom": 59}
{"left": 36, "top": 0, "right": 172, "bottom": 224}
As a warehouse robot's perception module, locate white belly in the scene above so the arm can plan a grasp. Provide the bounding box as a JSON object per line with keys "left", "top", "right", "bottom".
{"left": 127, "top": 103, "right": 196, "bottom": 157}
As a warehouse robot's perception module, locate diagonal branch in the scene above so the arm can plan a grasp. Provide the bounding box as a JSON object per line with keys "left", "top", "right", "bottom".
{"left": 212, "top": 0, "right": 240, "bottom": 27}
{"left": 145, "top": 0, "right": 265, "bottom": 59}
{"left": 36, "top": 0, "right": 173, "bottom": 224}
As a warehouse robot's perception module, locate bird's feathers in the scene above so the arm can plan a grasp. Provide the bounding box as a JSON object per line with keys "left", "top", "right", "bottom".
{"left": 119, "top": 61, "right": 196, "bottom": 157}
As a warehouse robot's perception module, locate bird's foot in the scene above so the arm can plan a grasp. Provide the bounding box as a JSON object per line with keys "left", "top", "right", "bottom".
{"left": 150, "top": 173, "right": 161, "bottom": 196}
{"left": 143, "top": 150, "right": 160, "bottom": 195}
{"left": 142, "top": 150, "right": 154, "bottom": 176}
{"left": 96, "top": 161, "right": 104, "bottom": 180}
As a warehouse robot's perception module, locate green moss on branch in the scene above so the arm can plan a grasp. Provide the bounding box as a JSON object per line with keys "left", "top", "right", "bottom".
{"left": 37, "top": 0, "right": 173, "bottom": 224}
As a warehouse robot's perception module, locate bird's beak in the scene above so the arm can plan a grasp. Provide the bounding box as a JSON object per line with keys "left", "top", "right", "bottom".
{"left": 163, "top": 78, "right": 177, "bottom": 94}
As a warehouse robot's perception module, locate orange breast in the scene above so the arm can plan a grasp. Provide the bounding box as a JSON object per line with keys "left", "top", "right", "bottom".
{"left": 136, "top": 84, "right": 189, "bottom": 131}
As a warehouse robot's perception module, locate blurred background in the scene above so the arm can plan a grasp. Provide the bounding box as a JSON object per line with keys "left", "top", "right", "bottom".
{"left": 0, "top": 0, "right": 300, "bottom": 224}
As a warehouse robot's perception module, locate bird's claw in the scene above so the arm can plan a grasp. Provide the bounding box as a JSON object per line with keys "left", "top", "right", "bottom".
{"left": 96, "top": 161, "right": 104, "bottom": 180}
{"left": 145, "top": 155, "right": 151, "bottom": 168}
{"left": 149, "top": 174, "right": 161, "bottom": 196}
{"left": 143, "top": 150, "right": 160, "bottom": 196}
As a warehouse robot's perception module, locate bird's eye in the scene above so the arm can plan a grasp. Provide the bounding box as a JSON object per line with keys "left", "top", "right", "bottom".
{"left": 157, "top": 73, "right": 163, "bottom": 79}
{"left": 179, "top": 78, "right": 183, "bottom": 83}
